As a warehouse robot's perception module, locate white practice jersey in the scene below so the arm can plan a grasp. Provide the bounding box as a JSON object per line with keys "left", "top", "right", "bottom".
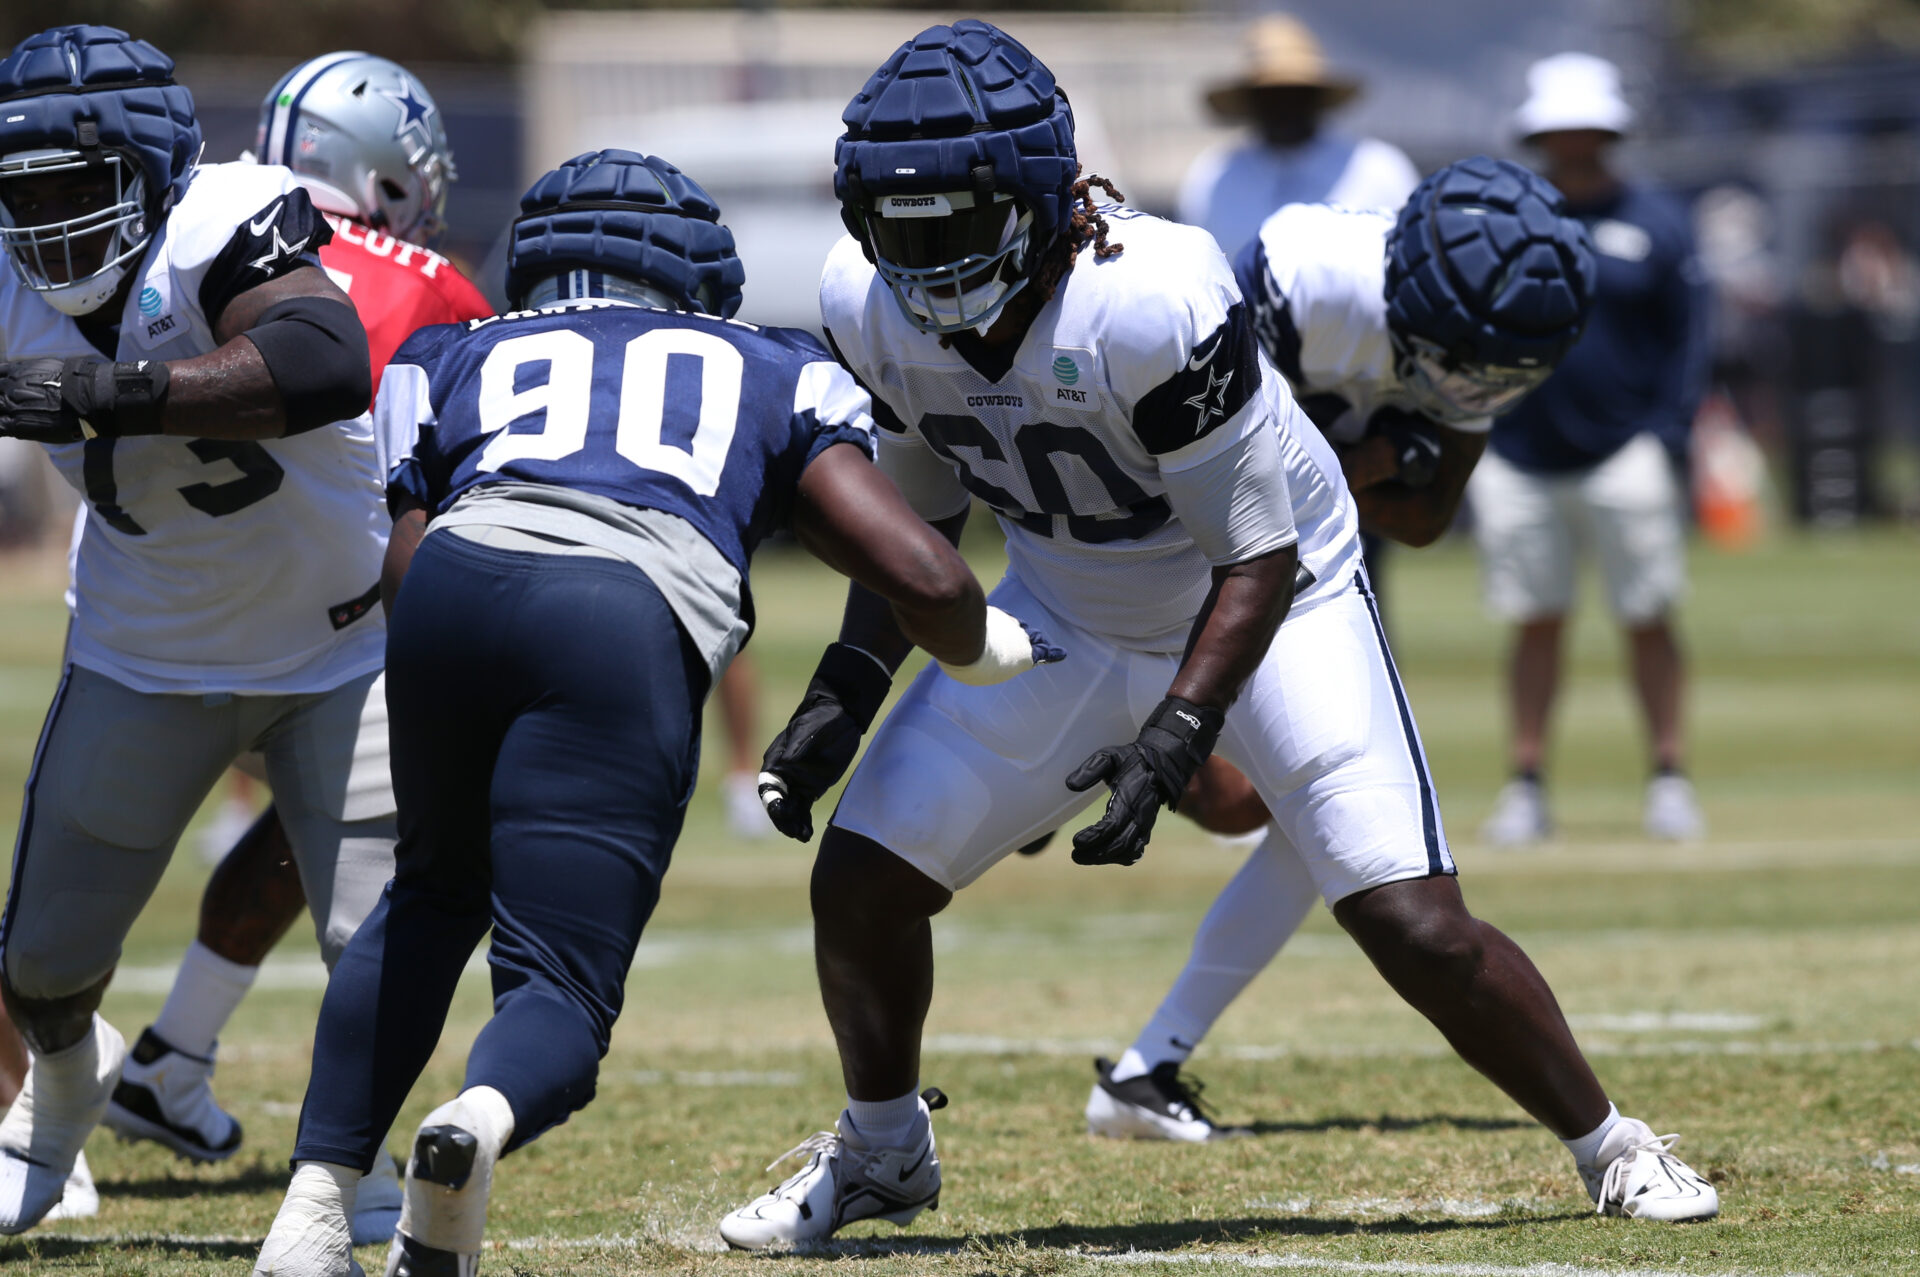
{"left": 1235, "top": 202, "right": 1493, "bottom": 445}
{"left": 0, "top": 162, "right": 388, "bottom": 695}
{"left": 821, "top": 210, "right": 1357, "bottom": 652}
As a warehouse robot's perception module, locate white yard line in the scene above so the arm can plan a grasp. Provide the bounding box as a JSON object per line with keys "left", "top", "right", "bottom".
{"left": 924, "top": 1033, "right": 1920, "bottom": 1061}
{"left": 33, "top": 1232, "right": 1806, "bottom": 1277}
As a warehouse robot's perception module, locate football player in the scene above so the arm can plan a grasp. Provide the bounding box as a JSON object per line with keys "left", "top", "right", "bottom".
{"left": 721, "top": 21, "right": 1717, "bottom": 1247}
{"left": 0, "top": 26, "right": 397, "bottom": 1233}
{"left": 95, "top": 53, "right": 490, "bottom": 1241}
{"left": 1084, "top": 162, "right": 1601, "bottom": 1140}
{"left": 250, "top": 149, "right": 1055, "bottom": 1277}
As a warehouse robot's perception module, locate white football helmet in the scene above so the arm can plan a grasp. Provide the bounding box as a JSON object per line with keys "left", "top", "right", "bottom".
{"left": 253, "top": 52, "right": 454, "bottom": 244}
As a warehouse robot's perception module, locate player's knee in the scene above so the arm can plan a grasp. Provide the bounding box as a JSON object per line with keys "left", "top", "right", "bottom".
{"left": 1, "top": 967, "right": 110, "bottom": 1054}
{"left": 1337, "top": 877, "right": 1483, "bottom": 991}
{"left": 812, "top": 827, "right": 950, "bottom": 928}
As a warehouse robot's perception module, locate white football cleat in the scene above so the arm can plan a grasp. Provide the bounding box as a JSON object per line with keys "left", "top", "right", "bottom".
{"left": 1584, "top": 1116, "right": 1719, "bottom": 1221}
{"left": 1085, "top": 1057, "right": 1228, "bottom": 1143}
{"left": 1643, "top": 775, "right": 1705, "bottom": 842}
{"left": 253, "top": 1165, "right": 365, "bottom": 1277}
{"left": 720, "top": 1090, "right": 944, "bottom": 1251}
{"left": 1481, "top": 778, "right": 1550, "bottom": 846}
{"left": 351, "top": 1149, "right": 402, "bottom": 1247}
{"left": 104, "top": 1027, "right": 242, "bottom": 1162}
{"left": 384, "top": 1089, "right": 512, "bottom": 1277}
{"left": 41, "top": 1151, "right": 98, "bottom": 1223}
{"left": 0, "top": 1015, "right": 124, "bottom": 1235}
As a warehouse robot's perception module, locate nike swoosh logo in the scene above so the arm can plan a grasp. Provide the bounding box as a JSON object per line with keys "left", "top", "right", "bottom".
{"left": 249, "top": 202, "right": 284, "bottom": 236}
{"left": 1187, "top": 339, "right": 1221, "bottom": 372}
{"left": 897, "top": 1147, "right": 929, "bottom": 1182}
{"left": 1169, "top": 1036, "right": 1195, "bottom": 1051}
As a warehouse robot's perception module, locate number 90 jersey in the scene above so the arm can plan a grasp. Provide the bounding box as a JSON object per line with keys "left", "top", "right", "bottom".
{"left": 377, "top": 299, "right": 876, "bottom": 592}
{"left": 821, "top": 211, "right": 1357, "bottom": 653}
{"left": 0, "top": 163, "right": 390, "bottom": 697}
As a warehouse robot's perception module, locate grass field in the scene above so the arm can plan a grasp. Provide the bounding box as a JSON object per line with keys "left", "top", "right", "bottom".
{"left": 0, "top": 526, "right": 1916, "bottom": 1276}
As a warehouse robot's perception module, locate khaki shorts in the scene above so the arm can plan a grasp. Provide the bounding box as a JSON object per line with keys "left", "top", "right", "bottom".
{"left": 0, "top": 665, "right": 396, "bottom": 999}
{"left": 1467, "top": 432, "right": 1686, "bottom": 625}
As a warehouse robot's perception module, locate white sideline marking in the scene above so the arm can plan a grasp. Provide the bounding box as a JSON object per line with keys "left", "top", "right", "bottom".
{"left": 1564, "top": 1012, "right": 1764, "bottom": 1033}
{"left": 34, "top": 1232, "right": 1799, "bottom": 1277}
{"left": 1246, "top": 1196, "right": 1551, "bottom": 1218}
{"left": 621, "top": 1069, "right": 802, "bottom": 1087}
{"left": 925, "top": 1033, "right": 1920, "bottom": 1060}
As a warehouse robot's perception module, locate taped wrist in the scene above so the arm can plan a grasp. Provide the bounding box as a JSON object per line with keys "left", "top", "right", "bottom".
{"left": 243, "top": 295, "right": 372, "bottom": 434}
{"left": 1138, "top": 696, "right": 1226, "bottom": 810}
{"left": 61, "top": 356, "right": 169, "bottom": 437}
{"left": 811, "top": 642, "right": 893, "bottom": 732}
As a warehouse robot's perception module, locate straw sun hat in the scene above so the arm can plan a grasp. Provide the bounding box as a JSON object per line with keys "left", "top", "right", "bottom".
{"left": 1204, "top": 14, "right": 1361, "bottom": 121}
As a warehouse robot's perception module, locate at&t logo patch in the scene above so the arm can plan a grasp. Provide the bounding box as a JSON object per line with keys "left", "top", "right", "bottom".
{"left": 138, "top": 286, "right": 163, "bottom": 317}
{"left": 1052, "top": 354, "right": 1080, "bottom": 385}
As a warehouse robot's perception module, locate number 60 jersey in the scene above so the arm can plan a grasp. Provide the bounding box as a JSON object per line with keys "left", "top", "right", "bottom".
{"left": 375, "top": 297, "right": 876, "bottom": 677}
{"left": 0, "top": 163, "right": 389, "bottom": 696}
{"left": 821, "top": 209, "right": 1359, "bottom": 653}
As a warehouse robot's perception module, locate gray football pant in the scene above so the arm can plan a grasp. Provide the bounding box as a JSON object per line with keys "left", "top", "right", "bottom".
{"left": 0, "top": 664, "right": 397, "bottom": 1000}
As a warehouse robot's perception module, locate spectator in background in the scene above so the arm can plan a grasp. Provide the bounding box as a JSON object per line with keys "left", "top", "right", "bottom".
{"left": 1179, "top": 13, "right": 1418, "bottom": 255}
{"left": 1472, "top": 53, "right": 1713, "bottom": 846}
{"left": 1180, "top": 14, "right": 1419, "bottom": 626}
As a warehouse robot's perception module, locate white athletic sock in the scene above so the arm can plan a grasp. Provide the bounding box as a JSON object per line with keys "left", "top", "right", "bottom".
{"left": 455, "top": 1085, "right": 516, "bottom": 1155}
{"left": 843, "top": 1088, "right": 922, "bottom": 1149}
{"left": 151, "top": 940, "right": 258, "bottom": 1060}
{"left": 398, "top": 1086, "right": 514, "bottom": 1255}
{"left": 1562, "top": 1102, "right": 1622, "bottom": 1173}
{"left": 287, "top": 1160, "right": 361, "bottom": 1219}
{"left": 1115, "top": 829, "right": 1318, "bottom": 1082}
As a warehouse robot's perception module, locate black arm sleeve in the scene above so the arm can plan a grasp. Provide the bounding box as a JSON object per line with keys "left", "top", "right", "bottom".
{"left": 243, "top": 295, "right": 373, "bottom": 434}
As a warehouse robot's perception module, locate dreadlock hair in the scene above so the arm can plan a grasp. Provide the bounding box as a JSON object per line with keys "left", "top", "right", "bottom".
{"left": 1033, "top": 171, "right": 1126, "bottom": 303}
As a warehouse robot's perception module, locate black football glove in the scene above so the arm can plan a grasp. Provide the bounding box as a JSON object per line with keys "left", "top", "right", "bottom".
{"left": 0, "top": 356, "right": 169, "bottom": 444}
{"left": 757, "top": 642, "right": 894, "bottom": 842}
{"left": 1065, "top": 696, "right": 1225, "bottom": 867}
{"left": 1367, "top": 406, "right": 1444, "bottom": 489}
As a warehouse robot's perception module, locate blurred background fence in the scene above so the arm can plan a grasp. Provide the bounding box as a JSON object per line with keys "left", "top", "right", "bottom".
{"left": 4, "top": 1, "right": 1920, "bottom": 529}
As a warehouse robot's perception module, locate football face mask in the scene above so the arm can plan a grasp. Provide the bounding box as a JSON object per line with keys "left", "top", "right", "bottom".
{"left": 0, "top": 149, "right": 151, "bottom": 317}
{"left": 862, "top": 190, "right": 1034, "bottom": 335}
{"left": 1395, "top": 332, "right": 1552, "bottom": 423}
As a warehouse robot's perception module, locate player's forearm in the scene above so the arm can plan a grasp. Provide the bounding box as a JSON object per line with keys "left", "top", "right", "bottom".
{"left": 382, "top": 506, "right": 429, "bottom": 615}
{"left": 836, "top": 507, "right": 974, "bottom": 671}
{"left": 1354, "top": 482, "right": 1460, "bottom": 548}
{"left": 157, "top": 340, "right": 289, "bottom": 439}
{"left": 1167, "top": 543, "right": 1299, "bottom": 711}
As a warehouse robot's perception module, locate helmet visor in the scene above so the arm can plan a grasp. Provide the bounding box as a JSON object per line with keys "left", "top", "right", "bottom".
{"left": 1399, "top": 335, "right": 1552, "bottom": 421}
{"left": 866, "top": 191, "right": 1019, "bottom": 274}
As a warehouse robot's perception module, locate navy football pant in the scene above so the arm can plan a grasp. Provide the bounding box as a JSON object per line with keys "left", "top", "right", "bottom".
{"left": 292, "top": 531, "right": 706, "bottom": 1169}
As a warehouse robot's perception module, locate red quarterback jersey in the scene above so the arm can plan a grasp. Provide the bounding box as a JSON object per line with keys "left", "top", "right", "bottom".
{"left": 317, "top": 213, "right": 493, "bottom": 405}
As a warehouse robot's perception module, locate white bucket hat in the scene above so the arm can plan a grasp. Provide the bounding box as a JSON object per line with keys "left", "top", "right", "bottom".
{"left": 1513, "top": 52, "right": 1632, "bottom": 141}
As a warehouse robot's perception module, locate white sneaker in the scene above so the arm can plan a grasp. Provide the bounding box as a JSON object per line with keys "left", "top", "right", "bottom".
{"left": 1085, "top": 1057, "right": 1229, "bottom": 1143}
{"left": 41, "top": 1151, "right": 98, "bottom": 1223}
{"left": 1644, "top": 775, "right": 1705, "bottom": 842}
{"left": 720, "top": 1090, "right": 944, "bottom": 1250}
{"left": 254, "top": 1165, "right": 365, "bottom": 1277}
{"left": 1583, "top": 1116, "right": 1719, "bottom": 1221}
{"left": 724, "top": 772, "right": 773, "bottom": 839}
{"left": 1481, "top": 778, "right": 1550, "bottom": 846}
{"left": 384, "top": 1090, "right": 512, "bottom": 1276}
{"left": 104, "top": 1027, "right": 242, "bottom": 1161}
{"left": 351, "top": 1150, "right": 402, "bottom": 1247}
{"left": 0, "top": 1016, "right": 125, "bottom": 1234}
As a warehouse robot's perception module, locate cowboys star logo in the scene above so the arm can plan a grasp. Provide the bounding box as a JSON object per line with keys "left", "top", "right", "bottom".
{"left": 248, "top": 223, "right": 313, "bottom": 272}
{"left": 1182, "top": 366, "right": 1235, "bottom": 432}
{"left": 377, "top": 75, "right": 437, "bottom": 150}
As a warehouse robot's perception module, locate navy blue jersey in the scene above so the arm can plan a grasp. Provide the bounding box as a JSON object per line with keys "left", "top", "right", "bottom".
{"left": 1493, "top": 183, "right": 1711, "bottom": 473}
{"left": 373, "top": 298, "right": 876, "bottom": 578}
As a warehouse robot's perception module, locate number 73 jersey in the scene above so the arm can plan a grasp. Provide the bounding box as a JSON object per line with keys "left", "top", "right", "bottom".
{"left": 820, "top": 213, "right": 1356, "bottom": 653}
{"left": 0, "top": 163, "right": 390, "bottom": 697}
